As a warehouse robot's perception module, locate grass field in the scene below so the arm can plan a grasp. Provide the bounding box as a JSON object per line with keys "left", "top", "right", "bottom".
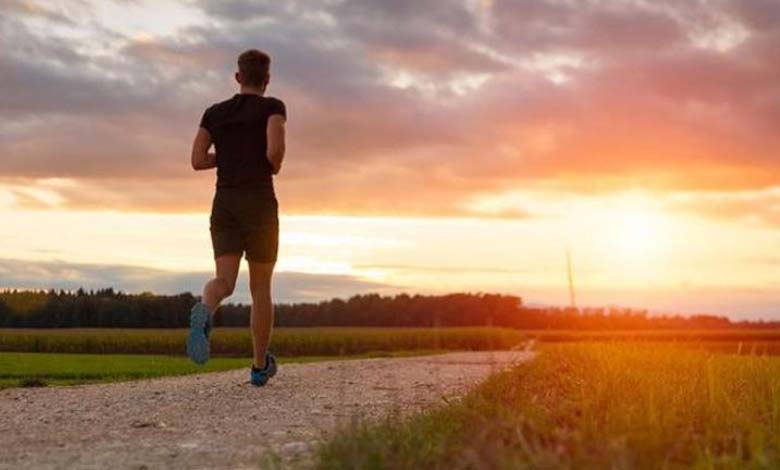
{"left": 0, "top": 352, "right": 250, "bottom": 389}
{"left": 316, "top": 343, "right": 780, "bottom": 469}
{"left": 0, "top": 327, "right": 527, "bottom": 356}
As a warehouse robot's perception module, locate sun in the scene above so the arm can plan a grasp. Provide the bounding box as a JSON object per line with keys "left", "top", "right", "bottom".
{"left": 611, "top": 209, "right": 668, "bottom": 260}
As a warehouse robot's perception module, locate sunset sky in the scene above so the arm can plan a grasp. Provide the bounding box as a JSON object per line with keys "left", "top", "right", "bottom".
{"left": 2, "top": 0, "right": 779, "bottom": 318}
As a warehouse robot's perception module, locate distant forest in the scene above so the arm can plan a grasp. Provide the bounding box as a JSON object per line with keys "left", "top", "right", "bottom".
{"left": 0, "top": 288, "right": 776, "bottom": 330}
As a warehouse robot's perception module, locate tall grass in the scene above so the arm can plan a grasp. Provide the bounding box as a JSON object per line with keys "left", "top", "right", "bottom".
{"left": 316, "top": 343, "right": 780, "bottom": 469}
{"left": 0, "top": 327, "right": 525, "bottom": 356}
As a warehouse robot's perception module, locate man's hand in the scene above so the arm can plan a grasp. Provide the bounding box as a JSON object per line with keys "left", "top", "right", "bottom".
{"left": 191, "top": 127, "right": 216, "bottom": 170}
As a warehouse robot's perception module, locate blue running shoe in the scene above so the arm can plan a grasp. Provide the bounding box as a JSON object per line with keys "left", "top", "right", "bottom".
{"left": 250, "top": 353, "right": 277, "bottom": 386}
{"left": 186, "top": 302, "right": 211, "bottom": 365}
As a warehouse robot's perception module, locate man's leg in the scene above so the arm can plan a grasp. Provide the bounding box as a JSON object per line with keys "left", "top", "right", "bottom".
{"left": 202, "top": 254, "right": 242, "bottom": 312}
{"left": 187, "top": 254, "right": 241, "bottom": 364}
{"left": 248, "top": 260, "right": 275, "bottom": 368}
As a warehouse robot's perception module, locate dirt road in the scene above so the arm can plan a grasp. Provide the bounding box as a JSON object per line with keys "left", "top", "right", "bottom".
{"left": 0, "top": 351, "right": 533, "bottom": 469}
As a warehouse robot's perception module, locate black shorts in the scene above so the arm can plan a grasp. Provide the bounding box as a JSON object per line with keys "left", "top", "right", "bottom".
{"left": 209, "top": 188, "right": 279, "bottom": 263}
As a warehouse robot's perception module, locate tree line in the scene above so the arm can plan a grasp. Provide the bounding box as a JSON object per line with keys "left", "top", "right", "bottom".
{"left": 0, "top": 288, "right": 774, "bottom": 330}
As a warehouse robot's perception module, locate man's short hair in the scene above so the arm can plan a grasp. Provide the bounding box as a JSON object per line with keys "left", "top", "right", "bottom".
{"left": 237, "top": 49, "right": 271, "bottom": 87}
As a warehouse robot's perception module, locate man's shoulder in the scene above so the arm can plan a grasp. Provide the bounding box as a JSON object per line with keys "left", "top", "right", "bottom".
{"left": 262, "top": 96, "right": 286, "bottom": 117}
{"left": 260, "top": 95, "right": 285, "bottom": 110}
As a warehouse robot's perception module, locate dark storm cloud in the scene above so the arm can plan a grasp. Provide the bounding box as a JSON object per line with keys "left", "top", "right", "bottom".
{"left": 1, "top": 0, "right": 779, "bottom": 217}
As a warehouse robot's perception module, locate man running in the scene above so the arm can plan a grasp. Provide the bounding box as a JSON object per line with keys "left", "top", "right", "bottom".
{"left": 186, "top": 49, "right": 286, "bottom": 387}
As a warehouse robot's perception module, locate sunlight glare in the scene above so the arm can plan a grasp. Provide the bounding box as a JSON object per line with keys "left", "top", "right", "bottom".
{"left": 612, "top": 210, "right": 667, "bottom": 259}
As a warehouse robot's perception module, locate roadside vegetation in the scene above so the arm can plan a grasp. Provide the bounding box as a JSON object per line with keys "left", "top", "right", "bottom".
{"left": 316, "top": 343, "right": 780, "bottom": 469}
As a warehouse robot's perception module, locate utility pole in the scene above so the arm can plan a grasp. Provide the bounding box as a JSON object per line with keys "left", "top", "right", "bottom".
{"left": 566, "top": 247, "right": 576, "bottom": 309}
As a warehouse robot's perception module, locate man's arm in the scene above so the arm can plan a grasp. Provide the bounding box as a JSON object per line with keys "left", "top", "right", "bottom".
{"left": 191, "top": 127, "right": 216, "bottom": 171}
{"left": 266, "top": 115, "right": 286, "bottom": 174}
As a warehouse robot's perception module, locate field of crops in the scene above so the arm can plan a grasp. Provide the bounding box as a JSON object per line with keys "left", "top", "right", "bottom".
{"left": 317, "top": 343, "right": 780, "bottom": 469}
{"left": 528, "top": 329, "right": 780, "bottom": 356}
{"left": 0, "top": 327, "right": 527, "bottom": 356}
{"left": 528, "top": 329, "right": 780, "bottom": 342}
{"left": 5, "top": 327, "right": 780, "bottom": 357}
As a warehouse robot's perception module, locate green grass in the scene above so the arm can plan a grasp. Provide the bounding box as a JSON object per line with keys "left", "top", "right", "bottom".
{"left": 0, "top": 327, "right": 526, "bottom": 356}
{"left": 316, "top": 343, "right": 780, "bottom": 469}
{"left": 0, "top": 352, "right": 249, "bottom": 389}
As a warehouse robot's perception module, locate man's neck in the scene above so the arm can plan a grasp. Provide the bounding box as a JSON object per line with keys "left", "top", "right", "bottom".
{"left": 239, "top": 86, "right": 265, "bottom": 96}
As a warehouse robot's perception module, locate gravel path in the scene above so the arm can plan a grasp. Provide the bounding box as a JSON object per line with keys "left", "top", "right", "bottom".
{"left": 0, "top": 351, "right": 533, "bottom": 469}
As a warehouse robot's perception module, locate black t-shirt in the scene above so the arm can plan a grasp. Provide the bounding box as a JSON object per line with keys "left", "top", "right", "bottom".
{"left": 199, "top": 94, "right": 287, "bottom": 190}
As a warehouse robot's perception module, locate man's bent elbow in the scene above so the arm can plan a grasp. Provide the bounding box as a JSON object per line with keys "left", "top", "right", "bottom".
{"left": 191, "top": 153, "right": 210, "bottom": 171}
{"left": 267, "top": 152, "right": 284, "bottom": 174}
